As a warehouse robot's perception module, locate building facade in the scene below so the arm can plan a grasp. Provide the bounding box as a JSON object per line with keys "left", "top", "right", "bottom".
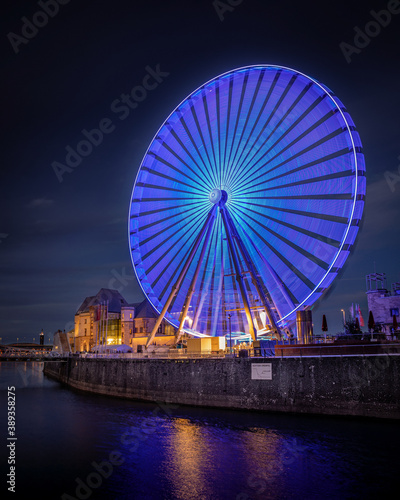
{"left": 121, "top": 300, "right": 176, "bottom": 349}
{"left": 366, "top": 273, "right": 400, "bottom": 337}
{"left": 73, "top": 288, "right": 176, "bottom": 351}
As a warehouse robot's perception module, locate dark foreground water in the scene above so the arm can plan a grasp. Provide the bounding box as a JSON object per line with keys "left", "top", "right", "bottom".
{"left": 1, "top": 362, "right": 399, "bottom": 500}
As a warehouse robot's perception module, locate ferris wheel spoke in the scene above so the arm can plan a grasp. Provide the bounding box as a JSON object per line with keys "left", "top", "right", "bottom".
{"left": 142, "top": 209, "right": 207, "bottom": 267}
{"left": 140, "top": 209, "right": 201, "bottom": 247}
{"left": 258, "top": 82, "right": 313, "bottom": 146}
{"left": 233, "top": 204, "right": 330, "bottom": 272}
{"left": 227, "top": 73, "right": 298, "bottom": 188}
{"left": 214, "top": 84, "right": 222, "bottom": 189}
{"left": 225, "top": 70, "right": 269, "bottom": 180}
{"left": 223, "top": 73, "right": 252, "bottom": 186}
{"left": 136, "top": 182, "right": 203, "bottom": 197}
{"left": 132, "top": 200, "right": 206, "bottom": 220}
{"left": 140, "top": 166, "right": 207, "bottom": 196}
{"left": 178, "top": 114, "right": 217, "bottom": 186}
{"left": 230, "top": 103, "right": 335, "bottom": 192}
{"left": 220, "top": 76, "right": 234, "bottom": 187}
{"left": 241, "top": 200, "right": 349, "bottom": 224}
{"left": 258, "top": 95, "right": 328, "bottom": 166}
{"left": 265, "top": 109, "right": 340, "bottom": 165}
{"left": 229, "top": 74, "right": 306, "bottom": 188}
{"left": 138, "top": 205, "right": 201, "bottom": 233}
{"left": 235, "top": 216, "right": 301, "bottom": 309}
{"left": 200, "top": 92, "right": 220, "bottom": 185}
{"left": 233, "top": 202, "right": 341, "bottom": 248}
{"left": 154, "top": 211, "right": 216, "bottom": 299}
{"left": 235, "top": 213, "right": 315, "bottom": 292}
{"left": 232, "top": 126, "right": 346, "bottom": 194}
{"left": 145, "top": 152, "right": 210, "bottom": 193}
{"left": 188, "top": 100, "right": 220, "bottom": 186}
{"left": 248, "top": 169, "right": 354, "bottom": 197}
{"left": 164, "top": 131, "right": 215, "bottom": 190}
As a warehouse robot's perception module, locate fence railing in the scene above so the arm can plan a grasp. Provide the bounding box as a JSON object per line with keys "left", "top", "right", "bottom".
{"left": 41, "top": 340, "right": 400, "bottom": 360}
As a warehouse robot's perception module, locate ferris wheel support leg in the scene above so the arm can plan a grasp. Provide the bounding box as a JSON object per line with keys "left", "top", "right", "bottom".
{"left": 175, "top": 214, "right": 216, "bottom": 344}
{"left": 224, "top": 210, "right": 283, "bottom": 340}
{"left": 145, "top": 206, "right": 218, "bottom": 349}
{"left": 243, "top": 229, "right": 295, "bottom": 317}
{"left": 220, "top": 207, "right": 257, "bottom": 342}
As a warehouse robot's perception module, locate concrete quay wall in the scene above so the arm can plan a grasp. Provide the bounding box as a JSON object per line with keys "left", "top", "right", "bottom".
{"left": 44, "top": 355, "right": 400, "bottom": 419}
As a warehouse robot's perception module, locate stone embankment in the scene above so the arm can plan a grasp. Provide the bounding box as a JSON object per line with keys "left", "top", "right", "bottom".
{"left": 44, "top": 354, "right": 400, "bottom": 419}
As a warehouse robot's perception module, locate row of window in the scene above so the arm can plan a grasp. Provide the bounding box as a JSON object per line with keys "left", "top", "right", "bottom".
{"left": 123, "top": 326, "right": 163, "bottom": 334}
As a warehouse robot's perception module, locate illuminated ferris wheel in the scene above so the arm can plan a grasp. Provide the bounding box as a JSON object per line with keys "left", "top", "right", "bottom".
{"left": 128, "top": 65, "right": 366, "bottom": 345}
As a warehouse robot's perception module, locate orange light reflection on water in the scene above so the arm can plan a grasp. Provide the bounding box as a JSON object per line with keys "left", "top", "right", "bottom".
{"left": 161, "top": 417, "right": 291, "bottom": 499}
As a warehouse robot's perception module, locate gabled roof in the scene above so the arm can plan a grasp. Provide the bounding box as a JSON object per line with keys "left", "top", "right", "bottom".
{"left": 76, "top": 289, "right": 130, "bottom": 314}
{"left": 132, "top": 299, "right": 158, "bottom": 319}
{"left": 76, "top": 296, "right": 95, "bottom": 315}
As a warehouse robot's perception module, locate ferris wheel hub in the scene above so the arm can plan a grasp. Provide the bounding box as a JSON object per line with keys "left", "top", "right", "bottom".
{"left": 209, "top": 188, "right": 228, "bottom": 206}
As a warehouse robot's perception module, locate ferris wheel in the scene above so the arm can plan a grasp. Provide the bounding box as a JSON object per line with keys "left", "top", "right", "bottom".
{"left": 128, "top": 65, "right": 366, "bottom": 345}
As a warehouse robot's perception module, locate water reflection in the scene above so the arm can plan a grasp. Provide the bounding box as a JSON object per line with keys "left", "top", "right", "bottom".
{"left": 0, "top": 361, "right": 45, "bottom": 389}
{"left": 162, "top": 417, "right": 315, "bottom": 499}
{"left": 0, "top": 362, "right": 399, "bottom": 499}
{"left": 163, "top": 417, "right": 221, "bottom": 498}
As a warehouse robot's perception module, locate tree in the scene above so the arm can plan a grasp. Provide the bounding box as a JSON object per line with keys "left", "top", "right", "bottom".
{"left": 322, "top": 315, "right": 328, "bottom": 332}
{"left": 344, "top": 319, "right": 361, "bottom": 335}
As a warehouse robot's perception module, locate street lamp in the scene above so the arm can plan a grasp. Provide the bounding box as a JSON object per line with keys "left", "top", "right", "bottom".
{"left": 228, "top": 313, "right": 232, "bottom": 355}
{"left": 341, "top": 309, "right": 345, "bottom": 326}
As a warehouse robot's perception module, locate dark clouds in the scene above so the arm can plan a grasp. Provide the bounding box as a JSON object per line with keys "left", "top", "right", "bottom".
{"left": 1, "top": 0, "right": 399, "bottom": 341}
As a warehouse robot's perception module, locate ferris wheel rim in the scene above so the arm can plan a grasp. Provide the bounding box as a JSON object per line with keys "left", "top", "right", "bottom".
{"left": 128, "top": 64, "right": 365, "bottom": 335}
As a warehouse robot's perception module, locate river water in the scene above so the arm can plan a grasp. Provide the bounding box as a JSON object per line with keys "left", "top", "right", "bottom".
{"left": 0, "top": 362, "right": 399, "bottom": 500}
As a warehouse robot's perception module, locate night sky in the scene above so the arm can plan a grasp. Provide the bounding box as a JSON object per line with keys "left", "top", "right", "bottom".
{"left": 1, "top": 0, "right": 399, "bottom": 343}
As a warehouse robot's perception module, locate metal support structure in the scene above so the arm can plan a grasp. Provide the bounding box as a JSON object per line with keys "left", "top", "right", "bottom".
{"left": 146, "top": 188, "right": 289, "bottom": 345}
{"left": 246, "top": 233, "right": 295, "bottom": 313}
{"left": 228, "top": 313, "right": 232, "bottom": 354}
{"left": 145, "top": 205, "right": 217, "bottom": 348}
{"left": 175, "top": 213, "right": 216, "bottom": 344}
{"left": 220, "top": 205, "right": 257, "bottom": 341}
{"left": 223, "top": 210, "right": 283, "bottom": 340}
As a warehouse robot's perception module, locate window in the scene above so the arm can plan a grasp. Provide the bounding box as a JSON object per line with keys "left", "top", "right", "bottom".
{"left": 140, "top": 327, "right": 143, "bottom": 333}
{"left": 157, "top": 325, "right": 162, "bottom": 334}
{"left": 85, "top": 319, "right": 87, "bottom": 324}
{"left": 130, "top": 329, "right": 132, "bottom": 334}
{"left": 84, "top": 328, "right": 87, "bottom": 334}
{"left": 130, "top": 313, "right": 132, "bottom": 319}
{"left": 390, "top": 308, "right": 399, "bottom": 317}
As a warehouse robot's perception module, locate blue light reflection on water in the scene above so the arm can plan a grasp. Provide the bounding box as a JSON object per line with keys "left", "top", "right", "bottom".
{"left": 1, "top": 362, "right": 399, "bottom": 500}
